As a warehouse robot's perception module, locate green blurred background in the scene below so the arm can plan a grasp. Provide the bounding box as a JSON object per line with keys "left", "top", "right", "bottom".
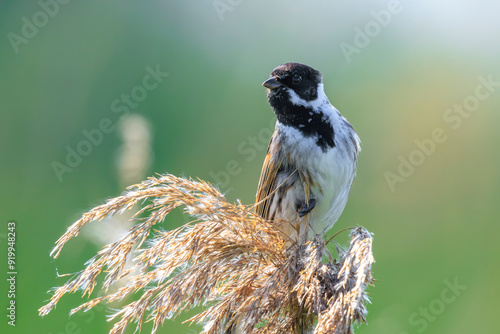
{"left": 1, "top": 0, "right": 499, "bottom": 333}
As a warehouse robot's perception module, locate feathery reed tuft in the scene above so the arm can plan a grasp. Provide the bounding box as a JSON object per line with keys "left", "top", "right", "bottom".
{"left": 39, "top": 174, "right": 374, "bottom": 334}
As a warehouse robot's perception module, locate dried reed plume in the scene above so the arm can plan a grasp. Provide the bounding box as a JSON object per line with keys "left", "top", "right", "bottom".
{"left": 83, "top": 114, "right": 153, "bottom": 247}
{"left": 39, "top": 174, "right": 374, "bottom": 334}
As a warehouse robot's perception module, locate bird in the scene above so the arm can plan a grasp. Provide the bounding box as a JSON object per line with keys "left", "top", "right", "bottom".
{"left": 225, "top": 63, "right": 361, "bottom": 334}
{"left": 255, "top": 62, "right": 361, "bottom": 243}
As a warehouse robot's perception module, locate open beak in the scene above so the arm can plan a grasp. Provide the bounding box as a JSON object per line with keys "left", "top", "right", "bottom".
{"left": 262, "top": 77, "right": 282, "bottom": 90}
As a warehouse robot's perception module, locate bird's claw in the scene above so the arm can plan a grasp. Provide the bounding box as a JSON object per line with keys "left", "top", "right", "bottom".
{"left": 298, "top": 198, "right": 316, "bottom": 217}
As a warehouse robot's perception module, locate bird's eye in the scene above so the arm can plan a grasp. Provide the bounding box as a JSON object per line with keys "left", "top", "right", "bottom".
{"left": 292, "top": 76, "right": 302, "bottom": 85}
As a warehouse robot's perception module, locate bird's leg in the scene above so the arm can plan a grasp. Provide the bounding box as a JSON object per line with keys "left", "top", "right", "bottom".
{"left": 298, "top": 198, "right": 316, "bottom": 217}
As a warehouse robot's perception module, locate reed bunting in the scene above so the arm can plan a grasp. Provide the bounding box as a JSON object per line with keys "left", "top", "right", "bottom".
{"left": 226, "top": 63, "right": 361, "bottom": 334}
{"left": 255, "top": 62, "right": 361, "bottom": 243}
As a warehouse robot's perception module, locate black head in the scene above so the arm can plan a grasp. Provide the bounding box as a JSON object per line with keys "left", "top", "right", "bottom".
{"left": 262, "top": 63, "right": 335, "bottom": 151}
{"left": 263, "top": 63, "right": 323, "bottom": 107}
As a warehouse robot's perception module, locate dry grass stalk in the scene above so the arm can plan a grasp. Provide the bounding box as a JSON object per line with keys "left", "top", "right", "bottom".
{"left": 82, "top": 114, "right": 153, "bottom": 290}
{"left": 39, "top": 174, "right": 374, "bottom": 334}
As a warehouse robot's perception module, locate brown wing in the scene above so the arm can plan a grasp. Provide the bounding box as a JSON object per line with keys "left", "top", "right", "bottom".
{"left": 255, "top": 130, "right": 282, "bottom": 220}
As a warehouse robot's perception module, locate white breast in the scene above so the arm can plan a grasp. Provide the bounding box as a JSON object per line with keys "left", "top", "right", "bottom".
{"left": 275, "top": 103, "right": 360, "bottom": 240}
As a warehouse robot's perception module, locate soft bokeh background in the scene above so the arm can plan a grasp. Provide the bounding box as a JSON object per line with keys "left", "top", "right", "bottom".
{"left": 1, "top": 0, "right": 499, "bottom": 333}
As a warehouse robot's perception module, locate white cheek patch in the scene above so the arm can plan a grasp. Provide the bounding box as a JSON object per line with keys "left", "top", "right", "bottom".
{"left": 286, "top": 83, "right": 329, "bottom": 111}
{"left": 286, "top": 88, "right": 306, "bottom": 106}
